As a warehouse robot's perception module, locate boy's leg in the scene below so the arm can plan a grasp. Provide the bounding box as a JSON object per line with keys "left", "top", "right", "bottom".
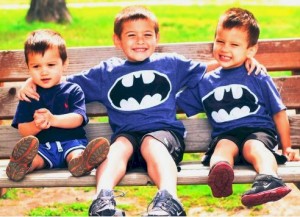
{"left": 6, "top": 135, "right": 39, "bottom": 181}
{"left": 241, "top": 140, "right": 291, "bottom": 206}
{"left": 141, "top": 132, "right": 185, "bottom": 216}
{"left": 68, "top": 137, "right": 110, "bottom": 177}
{"left": 208, "top": 139, "right": 238, "bottom": 198}
{"left": 89, "top": 136, "right": 133, "bottom": 216}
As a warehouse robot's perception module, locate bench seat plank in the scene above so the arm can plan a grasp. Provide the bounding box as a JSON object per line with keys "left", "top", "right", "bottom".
{"left": 0, "top": 159, "right": 299, "bottom": 188}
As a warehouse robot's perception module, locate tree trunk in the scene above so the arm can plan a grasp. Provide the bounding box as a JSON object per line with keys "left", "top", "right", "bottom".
{"left": 26, "top": 0, "right": 72, "bottom": 23}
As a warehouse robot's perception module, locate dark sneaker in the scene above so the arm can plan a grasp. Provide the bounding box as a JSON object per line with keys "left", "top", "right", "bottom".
{"left": 6, "top": 136, "right": 39, "bottom": 181}
{"left": 241, "top": 174, "right": 292, "bottom": 207}
{"left": 208, "top": 161, "right": 234, "bottom": 198}
{"left": 89, "top": 189, "right": 125, "bottom": 216}
{"left": 145, "top": 190, "right": 186, "bottom": 216}
{"left": 69, "top": 137, "right": 110, "bottom": 177}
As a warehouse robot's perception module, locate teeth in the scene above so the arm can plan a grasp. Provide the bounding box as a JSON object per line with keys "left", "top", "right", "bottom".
{"left": 141, "top": 71, "right": 155, "bottom": 84}
{"left": 121, "top": 73, "right": 134, "bottom": 87}
{"left": 121, "top": 71, "right": 155, "bottom": 87}
{"left": 214, "top": 85, "right": 243, "bottom": 101}
{"left": 211, "top": 106, "right": 251, "bottom": 123}
{"left": 232, "top": 86, "right": 243, "bottom": 99}
{"left": 119, "top": 94, "right": 162, "bottom": 111}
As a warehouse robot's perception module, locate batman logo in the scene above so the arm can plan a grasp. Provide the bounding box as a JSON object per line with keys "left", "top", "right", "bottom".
{"left": 108, "top": 70, "right": 171, "bottom": 111}
{"left": 202, "top": 84, "right": 260, "bottom": 123}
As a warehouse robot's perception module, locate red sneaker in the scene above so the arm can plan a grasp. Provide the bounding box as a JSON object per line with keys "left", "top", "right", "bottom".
{"left": 241, "top": 174, "right": 291, "bottom": 207}
{"left": 208, "top": 161, "right": 234, "bottom": 198}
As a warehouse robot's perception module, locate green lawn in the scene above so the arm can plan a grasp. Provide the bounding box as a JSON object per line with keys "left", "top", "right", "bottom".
{"left": 0, "top": 4, "right": 299, "bottom": 50}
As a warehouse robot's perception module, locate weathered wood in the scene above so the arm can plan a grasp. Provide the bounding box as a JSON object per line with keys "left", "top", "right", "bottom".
{"left": 0, "top": 160, "right": 299, "bottom": 188}
{"left": 1, "top": 39, "right": 299, "bottom": 82}
{"left": 1, "top": 115, "right": 300, "bottom": 159}
{"left": 1, "top": 76, "right": 300, "bottom": 119}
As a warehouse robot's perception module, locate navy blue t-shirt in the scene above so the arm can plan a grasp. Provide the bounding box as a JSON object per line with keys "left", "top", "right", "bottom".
{"left": 12, "top": 82, "right": 88, "bottom": 144}
{"left": 67, "top": 53, "right": 207, "bottom": 140}
{"left": 177, "top": 65, "right": 286, "bottom": 138}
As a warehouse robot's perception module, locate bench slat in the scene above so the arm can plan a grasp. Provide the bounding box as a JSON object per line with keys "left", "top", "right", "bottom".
{"left": 0, "top": 159, "right": 299, "bottom": 188}
{"left": 1, "top": 39, "right": 299, "bottom": 82}
{"left": 1, "top": 76, "right": 300, "bottom": 119}
{"left": 1, "top": 115, "right": 300, "bottom": 159}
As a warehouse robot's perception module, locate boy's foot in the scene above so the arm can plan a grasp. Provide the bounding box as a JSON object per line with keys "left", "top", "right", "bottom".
{"left": 69, "top": 137, "right": 110, "bottom": 177}
{"left": 145, "top": 190, "right": 186, "bottom": 216}
{"left": 208, "top": 161, "right": 234, "bottom": 198}
{"left": 89, "top": 189, "right": 125, "bottom": 216}
{"left": 241, "top": 174, "right": 292, "bottom": 207}
{"left": 6, "top": 136, "right": 39, "bottom": 181}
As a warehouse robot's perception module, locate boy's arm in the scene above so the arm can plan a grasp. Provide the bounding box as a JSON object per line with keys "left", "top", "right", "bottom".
{"left": 206, "top": 58, "right": 266, "bottom": 74}
{"left": 35, "top": 108, "right": 84, "bottom": 129}
{"left": 18, "top": 76, "right": 67, "bottom": 102}
{"left": 273, "top": 110, "right": 300, "bottom": 161}
{"left": 18, "top": 121, "right": 43, "bottom": 137}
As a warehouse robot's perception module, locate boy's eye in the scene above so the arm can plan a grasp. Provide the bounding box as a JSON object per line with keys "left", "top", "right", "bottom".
{"left": 127, "top": 33, "right": 136, "bottom": 37}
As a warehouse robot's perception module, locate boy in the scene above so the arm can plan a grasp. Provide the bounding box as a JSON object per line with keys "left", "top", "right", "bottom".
{"left": 17, "top": 6, "right": 262, "bottom": 216}
{"left": 177, "top": 8, "right": 299, "bottom": 207}
{"left": 6, "top": 29, "right": 110, "bottom": 182}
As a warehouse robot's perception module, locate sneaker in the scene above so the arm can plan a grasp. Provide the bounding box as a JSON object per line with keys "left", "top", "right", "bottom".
{"left": 208, "top": 161, "right": 234, "bottom": 198}
{"left": 6, "top": 136, "right": 39, "bottom": 181}
{"left": 241, "top": 174, "right": 292, "bottom": 207}
{"left": 89, "top": 189, "right": 125, "bottom": 216}
{"left": 145, "top": 190, "right": 186, "bottom": 216}
{"left": 69, "top": 137, "right": 110, "bottom": 177}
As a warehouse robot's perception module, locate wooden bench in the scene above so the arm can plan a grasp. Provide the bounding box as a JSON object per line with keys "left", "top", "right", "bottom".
{"left": 0, "top": 38, "right": 300, "bottom": 192}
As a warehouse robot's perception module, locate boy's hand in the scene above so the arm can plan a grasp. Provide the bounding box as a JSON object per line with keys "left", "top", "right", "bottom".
{"left": 285, "top": 147, "right": 300, "bottom": 161}
{"left": 18, "top": 78, "right": 39, "bottom": 102}
{"left": 34, "top": 108, "right": 52, "bottom": 129}
{"left": 245, "top": 57, "right": 267, "bottom": 75}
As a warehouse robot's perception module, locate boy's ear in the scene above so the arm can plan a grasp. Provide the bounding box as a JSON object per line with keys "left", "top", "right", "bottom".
{"left": 156, "top": 33, "right": 160, "bottom": 43}
{"left": 247, "top": 44, "right": 258, "bottom": 58}
{"left": 63, "top": 59, "right": 69, "bottom": 72}
{"left": 113, "top": 34, "right": 121, "bottom": 48}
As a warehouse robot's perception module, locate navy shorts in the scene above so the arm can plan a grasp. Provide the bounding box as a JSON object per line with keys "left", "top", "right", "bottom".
{"left": 113, "top": 130, "right": 185, "bottom": 171}
{"left": 202, "top": 127, "right": 287, "bottom": 166}
{"left": 38, "top": 139, "right": 88, "bottom": 168}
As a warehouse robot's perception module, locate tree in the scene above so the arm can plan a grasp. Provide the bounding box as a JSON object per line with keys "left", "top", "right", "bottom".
{"left": 26, "top": 0, "right": 72, "bottom": 23}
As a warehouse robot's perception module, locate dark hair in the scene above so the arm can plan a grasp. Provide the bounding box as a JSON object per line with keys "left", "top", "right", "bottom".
{"left": 219, "top": 7, "right": 260, "bottom": 47}
{"left": 114, "top": 5, "right": 159, "bottom": 38}
{"left": 24, "top": 29, "right": 67, "bottom": 64}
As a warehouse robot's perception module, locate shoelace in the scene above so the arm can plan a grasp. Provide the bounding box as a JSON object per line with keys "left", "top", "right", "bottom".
{"left": 146, "top": 192, "right": 172, "bottom": 213}
{"left": 91, "top": 190, "right": 126, "bottom": 215}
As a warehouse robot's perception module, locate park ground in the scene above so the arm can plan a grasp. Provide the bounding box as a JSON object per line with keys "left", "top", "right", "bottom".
{"left": 1, "top": 183, "right": 300, "bottom": 216}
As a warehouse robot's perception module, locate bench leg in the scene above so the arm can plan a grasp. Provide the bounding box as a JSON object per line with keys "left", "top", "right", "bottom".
{"left": 294, "top": 183, "right": 300, "bottom": 190}
{"left": 0, "top": 188, "right": 7, "bottom": 197}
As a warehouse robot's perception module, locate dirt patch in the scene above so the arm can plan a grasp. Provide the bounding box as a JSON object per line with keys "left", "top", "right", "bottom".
{"left": 1, "top": 184, "right": 300, "bottom": 216}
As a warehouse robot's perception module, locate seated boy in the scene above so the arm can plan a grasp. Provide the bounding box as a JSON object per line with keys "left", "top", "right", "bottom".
{"left": 6, "top": 29, "right": 109, "bottom": 181}
{"left": 177, "top": 8, "right": 299, "bottom": 207}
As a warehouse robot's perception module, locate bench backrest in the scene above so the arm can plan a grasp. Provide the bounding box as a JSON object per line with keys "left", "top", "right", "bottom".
{"left": 1, "top": 38, "right": 300, "bottom": 159}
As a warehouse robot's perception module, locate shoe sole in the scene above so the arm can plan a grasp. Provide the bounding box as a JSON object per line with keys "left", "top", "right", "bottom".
{"left": 241, "top": 185, "right": 291, "bottom": 207}
{"left": 69, "top": 137, "right": 110, "bottom": 177}
{"left": 208, "top": 161, "right": 234, "bottom": 198}
{"left": 6, "top": 136, "right": 39, "bottom": 181}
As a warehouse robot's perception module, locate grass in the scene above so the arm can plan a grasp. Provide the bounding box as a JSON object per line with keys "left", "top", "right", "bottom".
{"left": 0, "top": 5, "right": 299, "bottom": 50}
{"left": 1, "top": 1, "right": 299, "bottom": 216}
